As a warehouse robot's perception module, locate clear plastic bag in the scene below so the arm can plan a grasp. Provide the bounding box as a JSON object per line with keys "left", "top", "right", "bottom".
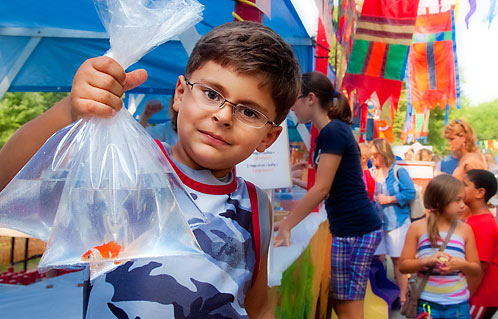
{"left": 94, "top": 0, "right": 204, "bottom": 69}
{"left": 0, "top": 0, "right": 204, "bottom": 274}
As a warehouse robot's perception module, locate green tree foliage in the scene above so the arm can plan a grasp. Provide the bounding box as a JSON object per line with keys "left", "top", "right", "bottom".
{"left": 0, "top": 92, "right": 68, "bottom": 149}
{"left": 392, "top": 93, "right": 407, "bottom": 146}
{"left": 391, "top": 96, "right": 498, "bottom": 156}
{"left": 449, "top": 99, "right": 498, "bottom": 140}
{"left": 426, "top": 105, "right": 449, "bottom": 155}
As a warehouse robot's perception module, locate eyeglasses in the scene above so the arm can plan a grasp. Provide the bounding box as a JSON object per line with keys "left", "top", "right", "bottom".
{"left": 185, "top": 80, "right": 277, "bottom": 128}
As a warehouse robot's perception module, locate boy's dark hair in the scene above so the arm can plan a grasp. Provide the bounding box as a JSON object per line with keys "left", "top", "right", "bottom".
{"left": 465, "top": 169, "right": 498, "bottom": 203}
{"left": 184, "top": 21, "right": 301, "bottom": 125}
{"left": 301, "top": 72, "right": 352, "bottom": 125}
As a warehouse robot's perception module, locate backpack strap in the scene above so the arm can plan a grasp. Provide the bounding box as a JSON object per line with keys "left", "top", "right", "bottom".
{"left": 393, "top": 164, "right": 400, "bottom": 183}
{"left": 245, "top": 181, "right": 261, "bottom": 286}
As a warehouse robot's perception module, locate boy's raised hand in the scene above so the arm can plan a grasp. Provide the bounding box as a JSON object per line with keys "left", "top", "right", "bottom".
{"left": 70, "top": 56, "right": 148, "bottom": 121}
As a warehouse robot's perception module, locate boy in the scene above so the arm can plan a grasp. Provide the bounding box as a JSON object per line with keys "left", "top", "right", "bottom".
{"left": 463, "top": 169, "right": 498, "bottom": 319}
{"left": 0, "top": 21, "right": 301, "bottom": 318}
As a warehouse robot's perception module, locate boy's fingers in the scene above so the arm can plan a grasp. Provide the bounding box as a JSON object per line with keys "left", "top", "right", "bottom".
{"left": 73, "top": 98, "right": 118, "bottom": 118}
{"left": 72, "top": 86, "right": 124, "bottom": 118}
{"left": 72, "top": 57, "right": 125, "bottom": 100}
{"left": 91, "top": 56, "right": 127, "bottom": 87}
{"left": 123, "top": 69, "right": 148, "bottom": 91}
{"left": 80, "top": 84, "right": 123, "bottom": 110}
{"left": 86, "top": 71, "right": 125, "bottom": 98}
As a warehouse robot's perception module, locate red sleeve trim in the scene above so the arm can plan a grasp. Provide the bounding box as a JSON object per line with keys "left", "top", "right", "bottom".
{"left": 245, "top": 181, "right": 261, "bottom": 285}
{"left": 154, "top": 140, "right": 238, "bottom": 195}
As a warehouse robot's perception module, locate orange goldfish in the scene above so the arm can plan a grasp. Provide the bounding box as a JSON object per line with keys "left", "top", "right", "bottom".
{"left": 82, "top": 241, "right": 122, "bottom": 262}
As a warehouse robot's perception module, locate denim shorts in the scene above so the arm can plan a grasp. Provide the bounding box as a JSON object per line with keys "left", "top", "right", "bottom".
{"left": 418, "top": 299, "right": 470, "bottom": 319}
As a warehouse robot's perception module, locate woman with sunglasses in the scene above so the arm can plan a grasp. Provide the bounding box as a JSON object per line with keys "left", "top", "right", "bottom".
{"left": 439, "top": 119, "right": 485, "bottom": 179}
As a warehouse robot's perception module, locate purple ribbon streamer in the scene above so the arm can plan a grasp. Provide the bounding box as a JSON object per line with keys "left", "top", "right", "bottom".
{"left": 465, "top": 0, "right": 477, "bottom": 29}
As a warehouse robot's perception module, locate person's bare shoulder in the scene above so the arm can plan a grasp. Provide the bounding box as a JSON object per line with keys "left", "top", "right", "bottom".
{"left": 456, "top": 220, "right": 473, "bottom": 238}
{"left": 411, "top": 218, "right": 427, "bottom": 229}
{"left": 409, "top": 218, "right": 427, "bottom": 237}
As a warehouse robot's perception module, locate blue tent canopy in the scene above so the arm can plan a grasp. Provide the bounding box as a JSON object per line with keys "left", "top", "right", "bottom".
{"left": 0, "top": 0, "right": 315, "bottom": 99}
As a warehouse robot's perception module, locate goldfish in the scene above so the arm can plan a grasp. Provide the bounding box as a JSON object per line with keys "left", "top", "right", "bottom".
{"left": 82, "top": 241, "right": 122, "bottom": 262}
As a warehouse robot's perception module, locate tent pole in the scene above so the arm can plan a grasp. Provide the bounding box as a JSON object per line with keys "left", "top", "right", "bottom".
{"left": 0, "top": 37, "right": 40, "bottom": 100}
{"left": 233, "top": 0, "right": 263, "bottom": 23}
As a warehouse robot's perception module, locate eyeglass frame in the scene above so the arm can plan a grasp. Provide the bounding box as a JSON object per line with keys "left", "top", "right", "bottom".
{"left": 185, "top": 80, "right": 277, "bottom": 128}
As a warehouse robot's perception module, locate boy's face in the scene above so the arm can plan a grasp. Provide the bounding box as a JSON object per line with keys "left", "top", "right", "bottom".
{"left": 462, "top": 175, "right": 484, "bottom": 205}
{"left": 171, "top": 61, "right": 282, "bottom": 178}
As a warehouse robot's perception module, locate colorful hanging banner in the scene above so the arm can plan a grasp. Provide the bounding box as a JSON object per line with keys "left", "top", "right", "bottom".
{"left": 337, "top": 0, "right": 358, "bottom": 58}
{"left": 374, "top": 97, "right": 395, "bottom": 143}
{"left": 417, "top": 0, "right": 456, "bottom": 15}
{"left": 402, "top": 86, "right": 431, "bottom": 145}
{"left": 341, "top": 0, "right": 420, "bottom": 109}
{"left": 406, "top": 9, "right": 461, "bottom": 113}
{"left": 314, "top": 0, "right": 335, "bottom": 48}
{"left": 335, "top": 0, "right": 359, "bottom": 87}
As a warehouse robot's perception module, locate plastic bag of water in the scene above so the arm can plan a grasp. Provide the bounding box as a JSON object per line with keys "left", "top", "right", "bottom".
{"left": 0, "top": 0, "right": 204, "bottom": 274}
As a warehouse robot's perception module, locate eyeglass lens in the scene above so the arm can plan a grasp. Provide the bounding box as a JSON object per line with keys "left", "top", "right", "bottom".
{"left": 188, "top": 82, "right": 272, "bottom": 128}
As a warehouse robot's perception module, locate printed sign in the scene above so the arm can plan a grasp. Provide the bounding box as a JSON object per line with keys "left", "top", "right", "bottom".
{"left": 236, "top": 122, "right": 292, "bottom": 190}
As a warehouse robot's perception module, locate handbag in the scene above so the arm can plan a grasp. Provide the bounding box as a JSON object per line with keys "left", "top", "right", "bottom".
{"left": 393, "top": 165, "right": 426, "bottom": 221}
{"left": 400, "top": 221, "right": 457, "bottom": 318}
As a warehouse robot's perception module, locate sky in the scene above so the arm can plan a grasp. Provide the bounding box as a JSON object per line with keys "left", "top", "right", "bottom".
{"left": 455, "top": 1, "right": 498, "bottom": 105}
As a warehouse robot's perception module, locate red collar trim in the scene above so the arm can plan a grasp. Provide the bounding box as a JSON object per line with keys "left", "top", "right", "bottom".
{"left": 155, "top": 140, "right": 238, "bottom": 195}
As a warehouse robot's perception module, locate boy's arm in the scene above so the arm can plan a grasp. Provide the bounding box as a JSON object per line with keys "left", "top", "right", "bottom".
{"left": 245, "top": 202, "right": 272, "bottom": 318}
{"left": 0, "top": 56, "right": 147, "bottom": 192}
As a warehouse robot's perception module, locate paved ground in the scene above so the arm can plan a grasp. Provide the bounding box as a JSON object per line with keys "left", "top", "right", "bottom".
{"left": 383, "top": 258, "right": 404, "bottom": 319}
